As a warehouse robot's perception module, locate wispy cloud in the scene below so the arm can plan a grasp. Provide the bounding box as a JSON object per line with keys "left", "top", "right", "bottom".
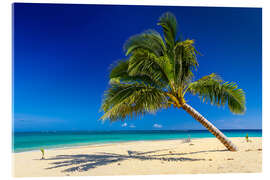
{"left": 14, "top": 114, "right": 65, "bottom": 124}
{"left": 13, "top": 114, "right": 66, "bottom": 131}
{"left": 129, "top": 124, "right": 136, "bottom": 128}
{"left": 153, "top": 123, "right": 163, "bottom": 128}
{"left": 215, "top": 117, "right": 261, "bottom": 129}
{"left": 121, "top": 123, "right": 127, "bottom": 127}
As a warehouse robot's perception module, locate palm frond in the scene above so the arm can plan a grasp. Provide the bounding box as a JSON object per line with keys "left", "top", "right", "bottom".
{"left": 100, "top": 82, "right": 168, "bottom": 122}
{"left": 109, "top": 60, "right": 129, "bottom": 83}
{"left": 187, "top": 73, "right": 246, "bottom": 114}
{"left": 174, "top": 39, "right": 199, "bottom": 88}
{"left": 157, "top": 12, "right": 178, "bottom": 50}
{"left": 124, "top": 30, "right": 166, "bottom": 57}
{"left": 109, "top": 59, "right": 168, "bottom": 88}
{"left": 128, "top": 49, "right": 174, "bottom": 85}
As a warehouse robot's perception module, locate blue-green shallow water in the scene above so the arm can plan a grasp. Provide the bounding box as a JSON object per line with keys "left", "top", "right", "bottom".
{"left": 13, "top": 130, "right": 262, "bottom": 153}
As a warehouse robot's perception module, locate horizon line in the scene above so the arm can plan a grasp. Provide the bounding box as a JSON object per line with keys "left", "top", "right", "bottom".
{"left": 13, "top": 129, "right": 262, "bottom": 133}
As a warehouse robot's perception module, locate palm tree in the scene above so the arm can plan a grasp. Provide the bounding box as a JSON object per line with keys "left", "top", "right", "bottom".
{"left": 100, "top": 12, "right": 246, "bottom": 151}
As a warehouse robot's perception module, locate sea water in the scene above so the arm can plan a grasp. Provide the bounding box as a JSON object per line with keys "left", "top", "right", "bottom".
{"left": 13, "top": 129, "right": 262, "bottom": 153}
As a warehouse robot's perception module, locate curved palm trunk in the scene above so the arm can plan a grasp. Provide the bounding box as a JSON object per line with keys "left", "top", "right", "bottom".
{"left": 182, "top": 103, "right": 238, "bottom": 151}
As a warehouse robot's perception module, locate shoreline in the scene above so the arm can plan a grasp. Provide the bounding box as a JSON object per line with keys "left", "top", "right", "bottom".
{"left": 13, "top": 137, "right": 196, "bottom": 154}
{"left": 13, "top": 136, "right": 262, "bottom": 154}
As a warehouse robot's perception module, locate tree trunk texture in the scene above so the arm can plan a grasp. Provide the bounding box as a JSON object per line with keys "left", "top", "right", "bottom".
{"left": 182, "top": 103, "right": 238, "bottom": 151}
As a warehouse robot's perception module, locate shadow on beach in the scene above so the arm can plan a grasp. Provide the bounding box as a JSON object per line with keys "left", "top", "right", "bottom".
{"left": 42, "top": 148, "right": 225, "bottom": 172}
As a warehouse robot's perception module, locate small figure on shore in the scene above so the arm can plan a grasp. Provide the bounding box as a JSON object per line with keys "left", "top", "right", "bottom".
{"left": 40, "top": 148, "right": 45, "bottom": 160}
{"left": 246, "top": 133, "right": 251, "bottom": 142}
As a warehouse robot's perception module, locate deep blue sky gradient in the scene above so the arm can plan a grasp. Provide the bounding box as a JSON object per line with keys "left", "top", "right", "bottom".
{"left": 13, "top": 3, "right": 262, "bottom": 132}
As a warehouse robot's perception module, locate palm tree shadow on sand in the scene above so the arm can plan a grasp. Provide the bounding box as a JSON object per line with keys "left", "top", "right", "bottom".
{"left": 43, "top": 149, "right": 226, "bottom": 173}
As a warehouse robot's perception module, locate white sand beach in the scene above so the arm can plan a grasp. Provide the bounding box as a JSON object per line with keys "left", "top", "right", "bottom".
{"left": 13, "top": 137, "right": 262, "bottom": 177}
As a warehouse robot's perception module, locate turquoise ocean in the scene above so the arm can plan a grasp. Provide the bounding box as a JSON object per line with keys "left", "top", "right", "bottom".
{"left": 13, "top": 130, "right": 262, "bottom": 153}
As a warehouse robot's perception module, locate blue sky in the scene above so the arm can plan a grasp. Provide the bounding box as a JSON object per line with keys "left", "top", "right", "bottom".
{"left": 13, "top": 3, "right": 262, "bottom": 132}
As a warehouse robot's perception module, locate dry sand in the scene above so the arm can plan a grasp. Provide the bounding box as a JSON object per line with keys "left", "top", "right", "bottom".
{"left": 13, "top": 137, "right": 262, "bottom": 177}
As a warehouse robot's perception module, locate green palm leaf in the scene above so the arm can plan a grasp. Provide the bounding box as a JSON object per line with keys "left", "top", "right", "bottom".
{"left": 109, "top": 59, "right": 168, "bottom": 88}
{"left": 128, "top": 49, "right": 173, "bottom": 86}
{"left": 124, "top": 30, "right": 166, "bottom": 57}
{"left": 157, "top": 12, "right": 178, "bottom": 50}
{"left": 174, "top": 39, "right": 199, "bottom": 87}
{"left": 100, "top": 82, "right": 168, "bottom": 122}
{"left": 187, "top": 73, "right": 246, "bottom": 114}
